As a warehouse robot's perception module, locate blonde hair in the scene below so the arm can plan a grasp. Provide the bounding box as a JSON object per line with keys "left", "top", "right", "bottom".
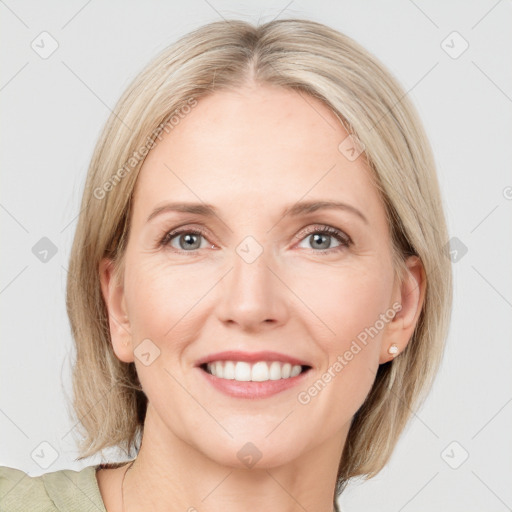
{"left": 66, "top": 18, "right": 452, "bottom": 500}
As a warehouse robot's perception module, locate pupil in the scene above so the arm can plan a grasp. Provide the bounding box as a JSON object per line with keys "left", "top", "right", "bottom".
{"left": 312, "top": 233, "right": 330, "bottom": 250}
{"left": 181, "top": 233, "right": 200, "bottom": 250}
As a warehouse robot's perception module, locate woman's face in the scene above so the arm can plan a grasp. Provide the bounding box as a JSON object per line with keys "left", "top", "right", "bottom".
{"left": 101, "top": 84, "right": 421, "bottom": 468}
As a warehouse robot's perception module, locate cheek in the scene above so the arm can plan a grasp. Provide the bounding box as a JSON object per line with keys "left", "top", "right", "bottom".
{"left": 291, "top": 258, "right": 394, "bottom": 350}
{"left": 293, "top": 268, "right": 392, "bottom": 433}
{"left": 122, "top": 258, "right": 206, "bottom": 406}
{"left": 124, "top": 249, "right": 394, "bottom": 364}
{"left": 119, "top": 247, "right": 394, "bottom": 455}
{"left": 124, "top": 257, "right": 203, "bottom": 340}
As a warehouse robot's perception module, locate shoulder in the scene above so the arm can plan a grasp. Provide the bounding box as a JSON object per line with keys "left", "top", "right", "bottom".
{"left": 0, "top": 465, "right": 54, "bottom": 511}
{"left": 0, "top": 464, "right": 106, "bottom": 512}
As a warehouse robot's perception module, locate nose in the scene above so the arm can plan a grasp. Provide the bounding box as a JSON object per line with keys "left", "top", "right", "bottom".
{"left": 214, "top": 243, "right": 290, "bottom": 332}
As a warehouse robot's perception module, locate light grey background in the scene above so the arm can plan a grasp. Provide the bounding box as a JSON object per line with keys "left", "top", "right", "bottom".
{"left": 1, "top": 1, "right": 511, "bottom": 511}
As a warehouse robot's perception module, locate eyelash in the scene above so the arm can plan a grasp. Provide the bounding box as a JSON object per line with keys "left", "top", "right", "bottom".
{"left": 158, "top": 224, "right": 352, "bottom": 256}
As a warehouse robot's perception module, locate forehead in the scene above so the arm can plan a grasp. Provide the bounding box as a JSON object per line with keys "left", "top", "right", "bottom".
{"left": 132, "top": 85, "right": 385, "bottom": 225}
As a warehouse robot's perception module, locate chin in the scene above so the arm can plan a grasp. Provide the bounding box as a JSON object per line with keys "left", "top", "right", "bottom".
{"left": 197, "top": 433, "right": 306, "bottom": 470}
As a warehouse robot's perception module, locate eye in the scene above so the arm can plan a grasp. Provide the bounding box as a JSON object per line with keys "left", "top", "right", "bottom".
{"left": 160, "top": 228, "right": 212, "bottom": 253}
{"left": 159, "top": 224, "right": 352, "bottom": 255}
{"left": 295, "top": 225, "right": 351, "bottom": 254}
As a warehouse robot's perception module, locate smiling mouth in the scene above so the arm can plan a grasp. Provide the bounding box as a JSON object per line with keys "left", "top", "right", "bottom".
{"left": 199, "top": 360, "right": 312, "bottom": 382}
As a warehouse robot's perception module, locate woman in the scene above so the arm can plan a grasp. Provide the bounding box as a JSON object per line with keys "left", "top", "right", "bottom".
{"left": 0, "top": 18, "right": 452, "bottom": 512}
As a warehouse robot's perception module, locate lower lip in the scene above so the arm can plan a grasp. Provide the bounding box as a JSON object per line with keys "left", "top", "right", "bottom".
{"left": 197, "top": 366, "right": 311, "bottom": 399}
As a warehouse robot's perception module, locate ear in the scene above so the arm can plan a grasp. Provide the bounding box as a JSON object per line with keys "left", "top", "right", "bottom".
{"left": 99, "top": 257, "right": 134, "bottom": 363}
{"left": 379, "top": 255, "right": 426, "bottom": 364}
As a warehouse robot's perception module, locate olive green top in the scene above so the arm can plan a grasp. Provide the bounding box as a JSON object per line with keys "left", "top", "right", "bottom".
{"left": 0, "top": 464, "right": 109, "bottom": 512}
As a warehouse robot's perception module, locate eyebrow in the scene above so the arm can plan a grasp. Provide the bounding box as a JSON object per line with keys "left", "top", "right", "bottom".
{"left": 146, "top": 200, "right": 368, "bottom": 224}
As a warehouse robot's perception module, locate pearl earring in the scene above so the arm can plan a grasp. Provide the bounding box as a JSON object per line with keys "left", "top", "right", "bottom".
{"left": 388, "top": 344, "right": 399, "bottom": 357}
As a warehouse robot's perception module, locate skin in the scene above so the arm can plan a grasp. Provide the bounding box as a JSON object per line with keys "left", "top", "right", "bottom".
{"left": 97, "top": 83, "right": 425, "bottom": 512}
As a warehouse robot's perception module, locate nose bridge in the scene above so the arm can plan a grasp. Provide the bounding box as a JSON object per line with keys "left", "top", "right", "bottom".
{"left": 215, "top": 234, "right": 288, "bottom": 329}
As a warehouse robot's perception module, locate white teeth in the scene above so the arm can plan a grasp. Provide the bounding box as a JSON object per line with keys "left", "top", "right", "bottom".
{"left": 251, "top": 361, "right": 269, "bottom": 381}
{"left": 290, "top": 364, "right": 301, "bottom": 377}
{"left": 269, "top": 361, "right": 282, "bottom": 380}
{"left": 223, "top": 361, "right": 235, "bottom": 379}
{"left": 234, "top": 361, "right": 251, "bottom": 381}
{"left": 205, "top": 360, "right": 305, "bottom": 381}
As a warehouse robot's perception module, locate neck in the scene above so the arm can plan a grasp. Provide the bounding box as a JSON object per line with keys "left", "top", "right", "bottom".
{"left": 122, "top": 404, "right": 347, "bottom": 512}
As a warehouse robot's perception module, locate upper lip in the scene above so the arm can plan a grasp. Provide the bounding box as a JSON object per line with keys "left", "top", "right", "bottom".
{"left": 195, "top": 350, "right": 312, "bottom": 368}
